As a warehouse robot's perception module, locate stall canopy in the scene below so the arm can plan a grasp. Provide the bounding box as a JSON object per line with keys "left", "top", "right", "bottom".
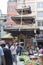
{"left": 1, "top": 33, "right": 13, "bottom": 39}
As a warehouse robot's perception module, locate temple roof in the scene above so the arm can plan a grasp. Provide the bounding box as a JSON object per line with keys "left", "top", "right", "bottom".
{"left": 16, "top": 6, "right": 31, "bottom": 14}
{"left": 11, "top": 13, "right": 35, "bottom": 21}
{"left": 16, "top": 6, "right": 30, "bottom": 10}
{"left": 4, "top": 25, "right": 39, "bottom": 30}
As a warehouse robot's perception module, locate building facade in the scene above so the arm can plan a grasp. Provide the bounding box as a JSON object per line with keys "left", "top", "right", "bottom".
{"left": 24, "top": 0, "right": 43, "bottom": 47}
{"left": 7, "top": 0, "right": 43, "bottom": 33}
{"left": 4, "top": 0, "right": 43, "bottom": 47}
{"left": 4, "top": 0, "right": 38, "bottom": 47}
{"left": 0, "top": 10, "right": 7, "bottom": 38}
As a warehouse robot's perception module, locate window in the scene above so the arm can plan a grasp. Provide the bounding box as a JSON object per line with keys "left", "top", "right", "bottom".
{"left": 37, "top": 11, "right": 43, "bottom": 17}
{"left": 42, "top": 22, "right": 43, "bottom": 26}
{"left": 37, "top": 0, "right": 43, "bottom": 2}
{"left": 8, "top": 7, "right": 15, "bottom": 12}
{"left": 38, "top": 22, "right": 41, "bottom": 26}
{"left": 40, "top": 31, "right": 43, "bottom": 34}
{"left": 38, "top": 21, "right": 43, "bottom": 26}
{"left": 9, "top": 0, "right": 17, "bottom": 2}
{"left": 14, "top": 0, "right": 17, "bottom": 2}
{"left": 17, "top": 0, "right": 24, "bottom": 3}
{"left": 37, "top": 2, "right": 43, "bottom": 8}
{"left": 8, "top": 7, "right": 12, "bottom": 12}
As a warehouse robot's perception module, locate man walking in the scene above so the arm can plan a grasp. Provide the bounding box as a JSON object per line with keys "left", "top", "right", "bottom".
{"left": 10, "top": 41, "right": 17, "bottom": 65}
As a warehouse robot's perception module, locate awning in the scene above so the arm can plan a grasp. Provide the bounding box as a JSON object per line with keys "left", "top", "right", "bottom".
{"left": 1, "top": 33, "right": 13, "bottom": 39}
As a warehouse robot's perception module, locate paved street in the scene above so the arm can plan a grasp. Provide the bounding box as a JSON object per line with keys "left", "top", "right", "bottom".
{"left": 13, "top": 56, "right": 25, "bottom": 65}
{"left": 13, "top": 61, "right": 25, "bottom": 65}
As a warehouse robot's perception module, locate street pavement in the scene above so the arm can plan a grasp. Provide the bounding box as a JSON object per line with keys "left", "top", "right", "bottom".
{"left": 13, "top": 56, "right": 25, "bottom": 65}
{"left": 13, "top": 61, "right": 25, "bottom": 65}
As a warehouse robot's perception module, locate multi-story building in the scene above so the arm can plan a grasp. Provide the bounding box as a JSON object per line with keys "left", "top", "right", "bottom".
{"left": 15, "top": 0, "right": 43, "bottom": 47}
{"left": 36, "top": 0, "right": 43, "bottom": 47}
{"left": 4, "top": 0, "right": 39, "bottom": 47}
{"left": 4, "top": 0, "right": 43, "bottom": 47}
{"left": 25, "top": 0, "right": 43, "bottom": 47}
{"left": 0, "top": 10, "right": 7, "bottom": 39}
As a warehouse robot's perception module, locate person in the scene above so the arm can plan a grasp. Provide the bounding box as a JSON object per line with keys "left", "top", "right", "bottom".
{"left": 35, "top": 46, "right": 39, "bottom": 53}
{"left": 5, "top": 42, "right": 10, "bottom": 49}
{"left": 29, "top": 46, "right": 34, "bottom": 55}
{"left": 39, "top": 47, "right": 43, "bottom": 54}
{"left": 16, "top": 44, "right": 20, "bottom": 55}
{"left": 16, "top": 42, "right": 25, "bottom": 55}
{"left": 3, "top": 47, "right": 13, "bottom": 65}
{"left": 5, "top": 44, "right": 9, "bottom": 49}
{"left": 16, "top": 44, "right": 22, "bottom": 55}
{"left": 0, "top": 40, "right": 13, "bottom": 65}
{"left": 0, "top": 42, "right": 6, "bottom": 65}
{"left": 10, "top": 41, "right": 17, "bottom": 65}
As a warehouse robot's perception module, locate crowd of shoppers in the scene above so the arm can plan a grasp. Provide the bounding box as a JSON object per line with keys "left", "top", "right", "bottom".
{"left": 0, "top": 40, "right": 23, "bottom": 65}
{"left": 0, "top": 39, "right": 43, "bottom": 65}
